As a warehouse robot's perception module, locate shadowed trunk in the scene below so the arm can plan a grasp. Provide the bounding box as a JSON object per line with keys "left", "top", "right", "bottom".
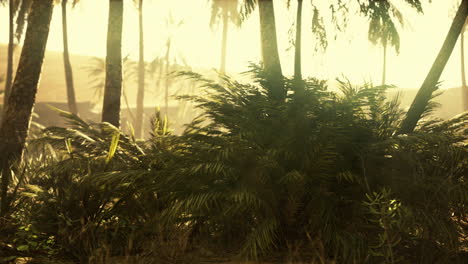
{"left": 135, "top": 0, "right": 145, "bottom": 138}
{"left": 102, "top": 0, "right": 123, "bottom": 127}
{"left": 294, "top": 0, "right": 303, "bottom": 82}
{"left": 220, "top": 8, "right": 228, "bottom": 74}
{"left": 258, "top": 0, "right": 284, "bottom": 100}
{"left": 398, "top": 0, "right": 468, "bottom": 134}
{"left": 62, "top": 0, "right": 78, "bottom": 115}
{"left": 462, "top": 19, "right": 468, "bottom": 111}
{"left": 0, "top": 0, "right": 54, "bottom": 217}
{"left": 3, "top": 0, "right": 14, "bottom": 107}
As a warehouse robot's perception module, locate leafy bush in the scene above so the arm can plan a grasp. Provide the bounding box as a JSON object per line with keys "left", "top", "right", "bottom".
{"left": 5, "top": 67, "right": 467, "bottom": 263}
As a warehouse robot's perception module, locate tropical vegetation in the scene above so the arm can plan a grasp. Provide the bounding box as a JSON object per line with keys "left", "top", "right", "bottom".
{"left": 0, "top": 0, "right": 467, "bottom": 263}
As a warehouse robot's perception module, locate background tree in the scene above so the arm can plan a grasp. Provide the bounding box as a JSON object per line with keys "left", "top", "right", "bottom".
{"left": 290, "top": 0, "right": 304, "bottom": 83}
{"left": 240, "top": 0, "right": 284, "bottom": 99}
{"left": 0, "top": 0, "right": 54, "bottom": 217}
{"left": 60, "top": 0, "right": 79, "bottom": 115}
{"left": 84, "top": 56, "right": 137, "bottom": 125}
{"left": 2, "top": 0, "right": 15, "bottom": 107}
{"left": 399, "top": 0, "right": 468, "bottom": 134}
{"left": 102, "top": 0, "right": 124, "bottom": 127}
{"left": 0, "top": 0, "right": 31, "bottom": 107}
{"left": 258, "top": 0, "right": 284, "bottom": 99}
{"left": 365, "top": 1, "right": 405, "bottom": 86}
{"left": 134, "top": 0, "right": 145, "bottom": 138}
{"left": 163, "top": 14, "right": 183, "bottom": 114}
{"left": 460, "top": 18, "right": 468, "bottom": 111}
{"left": 210, "top": 0, "right": 240, "bottom": 74}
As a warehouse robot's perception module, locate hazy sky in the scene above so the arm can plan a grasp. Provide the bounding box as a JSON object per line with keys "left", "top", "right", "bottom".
{"left": 0, "top": 0, "right": 463, "bottom": 89}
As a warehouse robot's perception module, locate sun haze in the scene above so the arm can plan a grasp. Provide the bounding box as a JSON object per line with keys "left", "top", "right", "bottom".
{"left": 0, "top": 0, "right": 462, "bottom": 90}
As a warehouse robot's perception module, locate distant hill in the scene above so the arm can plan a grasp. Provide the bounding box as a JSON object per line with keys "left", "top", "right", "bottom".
{"left": 0, "top": 44, "right": 465, "bottom": 124}
{"left": 388, "top": 87, "right": 464, "bottom": 120}
{"left": 0, "top": 44, "right": 98, "bottom": 104}
{"left": 0, "top": 44, "right": 215, "bottom": 108}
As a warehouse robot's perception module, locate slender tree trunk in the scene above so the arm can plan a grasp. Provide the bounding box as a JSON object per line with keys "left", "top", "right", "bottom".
{"left": 382, "top": 42, "right": 387, "bottom": 86}
{"left": 220, "top": 8, "right": 229, "bottom": 74}
{"left": 164, "top": 39, "right": 171, "bottom": 115}
{"left": 15, "top": 0, "right": 32, "bottom": 43}
{"left": 258, "top": 0, "right": 284, "bottom": 100}
{"left": 461, "top": 19, "right": 468, "bottom": 111}
{"left": 3, "top": 0, "right": 15, "bottom": 107}
{"left": 294, "top": 0, "right": 303, "bottom": 82}
{"left": 135, "top": 0, "right": 145, "bottom": 138}
{"left": 102, "top": 0, "right": 123, "bottom": 127}
{"left": 62, "top": 0, "right": 78, "bottom": 115}
{"left": 122, "top": 86, "right": 135, "bottom": 124}
{"left": 398, "top": 0, "right": 468, "bottom": 134}
{"left": 0, "top": 0, "right": 54, "bottom": 217}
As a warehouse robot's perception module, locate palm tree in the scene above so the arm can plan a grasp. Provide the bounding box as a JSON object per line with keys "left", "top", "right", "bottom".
{"left": 61, "top": 0, "right": 79, "bottom": 115}
{"left": 210, "top": 0, "right": 240, "bottom": 74}
{"left": 293, "top": 0, "right": 303, "bottom": 83}
{"left": 257, "top": 0, "right": 284, "bottom": 99}
{"left": 367, "top": 2, "right": 403, "bottom": 86}
{"left": 84, "top": 56, "right": 136, "bottom": 126}
{"left": 3, "top": 0, "right": 14, "bottom": 106}
{"left": 399, "top": 0, "right": 468, "bottom": 134}
{"left": 239, "top": 0, "right": 284, "bottom": 99}
{"left": 135, "top": 0, "right": 145, "bottom": 138}
{"left": 461, "top": 18, "right": 468, "bottom": 111}
{"left": 162, "top": 14, "right": 183, "bottom": 115}
{"left": 0, "top": 0, "right": 54, "bottom": 217}
{"left": 14, "top": 0, "right": 32, "bottom": 41}
{"left": 102, "top": 0, "right": 124, "bottom": 127}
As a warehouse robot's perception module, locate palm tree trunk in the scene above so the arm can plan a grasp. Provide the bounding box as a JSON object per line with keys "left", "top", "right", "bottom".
{"left": 220, "top": 8, "right": 229, "bottom": 74}
{"left": 15, "top": 0, "right": 32, "bottom": 44}
{"left": 0, "top": 0, "right": 54, "bottom": 217}
{"left": 294, "top": 0, "right": 303, "bottom": 82}
{"left": 164, "top": 39, "right": 171, "bottom": 115}
{"left": 398, "top": 0, "right": 468, "bottom": 134}
{"left": 258, "top": 0, "right": 284, "bottom": 100}
{"left": 122, "top": 86, "right": 135, "bottom": 124}
{"left": 461, "top": 19, "right": 468, "bottom": 111}
{"left": 3, "top": 0, "right": 14, "bottom": 107}
{"left": 102, "top": 0, "right": 123, "bottom": 127}
{"left": 62, "top": 0, "right": 78, "bottom": 115}
{"left": 135, "top": 0, "right": 145, "bottom": 138}
{"left": 382, "top": 42, "right": 387, "bottom": 86}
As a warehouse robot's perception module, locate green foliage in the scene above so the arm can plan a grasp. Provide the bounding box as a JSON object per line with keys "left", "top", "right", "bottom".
{"left": 2, "top": 66, "right": 466, "bottom": 263}
{"left": 13, "top": 223, "right": 58, "bottom": 256}
{"left": 161, "top": 68, "right": 467, "bottom": 262}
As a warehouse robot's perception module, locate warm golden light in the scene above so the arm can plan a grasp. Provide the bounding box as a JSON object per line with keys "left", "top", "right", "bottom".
{"left": 0, "top": 0, "right": 463, "bottom": 92}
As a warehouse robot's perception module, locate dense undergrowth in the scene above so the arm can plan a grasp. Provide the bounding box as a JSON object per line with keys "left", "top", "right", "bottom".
{"left": 0, "top": 68, "right": 467, "bottom": 263}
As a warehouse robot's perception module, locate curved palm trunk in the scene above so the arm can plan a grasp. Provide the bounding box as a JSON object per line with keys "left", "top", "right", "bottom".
{"left": 294, "top": 0, "right": 303, "bottom": 82}
{"left": 0, "top": 0, "right": 54, "bottom": 217}
{"left": 382, "top": 42, "right": 387, "bottom": 86}
{"left": 398, "top": 0, "right": 468, "bottom": 134}
{"left": 220, "top": 8, "right": 229, "bottom": 74}
{"left": 3, "top": 0, "right": 15, "bottom": 107}
{"left": 102, "top": 0, "right": 123, "bottom": 127}
{"left": 135, "top": 0, "right": 145, "bottom": 138}
{"left": 62, "top": 0, "right": 78, "bottom": 115}
{"left": 258, "top": 0, "right": 284, "bottom": 100}
{"left": 462, "top": 19, "right": 468, "bottom": 111}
